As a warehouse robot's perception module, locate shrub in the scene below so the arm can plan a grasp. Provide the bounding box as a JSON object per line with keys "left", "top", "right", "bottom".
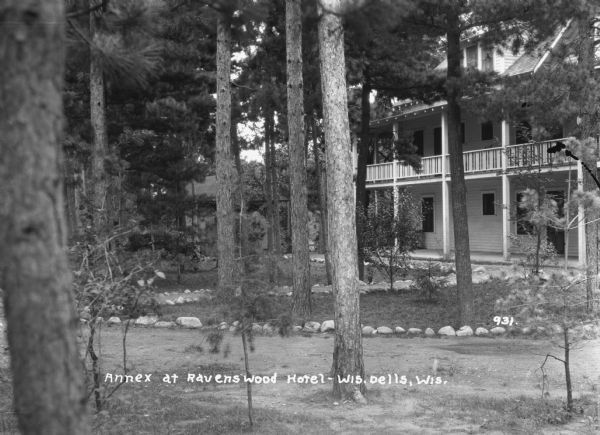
{"left": 359, "top": 191, "right": 422, "bottom": 291}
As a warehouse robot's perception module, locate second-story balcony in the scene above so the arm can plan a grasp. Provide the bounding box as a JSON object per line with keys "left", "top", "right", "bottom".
{"left": 366, "top": 139, "right": 574, "bottom": 185}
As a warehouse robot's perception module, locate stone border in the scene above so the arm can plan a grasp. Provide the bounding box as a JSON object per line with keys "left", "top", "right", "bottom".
{"left": 88, "top": 316, "right": 600, "bottom": 340}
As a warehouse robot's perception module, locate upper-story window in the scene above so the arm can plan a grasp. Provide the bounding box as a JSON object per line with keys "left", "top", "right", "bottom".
{"left": 433, "top": 127, "right": 442, "bottom": 155}
{"left": 481, "top": 121, "right": 494, "bottom": 140}
{"left": 466, "top": 45, "right": 478, "bottom": 68}
{"left": 413, "top": 130, "right": 424, "bottom": 156}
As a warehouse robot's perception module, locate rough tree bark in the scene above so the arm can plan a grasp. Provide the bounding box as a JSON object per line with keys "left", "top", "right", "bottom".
{"left": 0, "top": 1, "right": 90, "bottom": 433}
{"left": 286, "top": 0, "right": 311, "bottom": 319}
{"left": 312, "top": 116, "right": 333, "bottom": 284}
{"left": 216, "top": 11, "right": 238, "bottom": 292}
{"left": 446, "top": 10, "right": 474, "bottom": 326}
{"left": 578, "top": 16, "right": 599, "bottom": 311}
{"left": 270, "top": 113, "right": 282, "bottom": 254}
{"left": 89, "top": 0, "right": 110, "bottom": 233}
{"left": 318, "top": 0, "right": 366, "bottom": 402}
{"left": 356, "top": 74, "right": 371, "bottom": 281}
{"left": 264, "top": 112, "right": 274, "bottom": 253}
{"left": 263, "top": 111, "right": 279, "bottom": 284}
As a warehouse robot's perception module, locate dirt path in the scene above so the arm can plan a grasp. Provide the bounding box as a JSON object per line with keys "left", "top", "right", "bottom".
{"left": 84, "top": 327, "right": 600, "bottom": 434}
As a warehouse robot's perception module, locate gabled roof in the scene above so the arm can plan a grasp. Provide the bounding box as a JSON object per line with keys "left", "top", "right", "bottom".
{"left": 371, "top": 21, "right": 573, "bottom": 127}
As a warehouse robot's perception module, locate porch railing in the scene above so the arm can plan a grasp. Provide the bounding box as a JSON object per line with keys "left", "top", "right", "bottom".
{"left": 506, "top": 140, "right": 571, "bottom": 169}
{"left": 366, "top": 139, "right": 573, "bottom": 183}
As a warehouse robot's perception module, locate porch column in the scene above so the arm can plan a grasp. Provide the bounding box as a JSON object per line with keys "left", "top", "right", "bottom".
{"left": 577, "top": 161, "right": 586, "bottom": 266}
{"left": 392, "top": 122, "right": 399, "bottom": 219}
{"left": 352, "top": 136, "right": 357, "bottom": 207}
{"left": 501, "top": 120, "right": 511, "bottom": 261}
{"left": 441, "top": 111, "right": 450, "bottom": 259}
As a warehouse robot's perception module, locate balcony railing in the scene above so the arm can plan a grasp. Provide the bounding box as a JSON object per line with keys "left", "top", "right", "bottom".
{"left": 366, "top": 139, "right": 573, "bottom": 184}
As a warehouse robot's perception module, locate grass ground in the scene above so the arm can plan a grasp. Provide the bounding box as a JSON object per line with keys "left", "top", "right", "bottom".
{"left": 153, "top": 259, "right": 512, "bottom": 330}
{"left": 1, "top": 259, "right": 598, "bottom": 434}
{"left": 2, "top": 330, "right": 598, "bottom": 434}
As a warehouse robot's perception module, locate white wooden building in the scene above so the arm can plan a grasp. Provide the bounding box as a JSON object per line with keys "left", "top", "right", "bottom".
{"left": 365, "top": 25, "right": 589, "bottom": 265}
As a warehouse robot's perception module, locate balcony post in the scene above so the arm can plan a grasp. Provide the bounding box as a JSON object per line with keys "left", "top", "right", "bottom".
{"left": 441, "top": 111, "right": 450, "bottom": 259}
{"left": 578, "top": 161, "right": 586, "bottom": 267}
{"left": 501, "top": 120, "right": 511, "bottom": 261}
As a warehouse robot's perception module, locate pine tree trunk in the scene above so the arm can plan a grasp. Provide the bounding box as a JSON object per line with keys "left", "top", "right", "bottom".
{"left": 312, "top": 117, "right": 333, "bottom": 284}
{"left": 264, "top": 112, "right": 277, "bottom": 284}
{"left": 578, "top": 17, "right": 599, "bottom": 312}
{"left": 90, "top": 1, "right": 110, "bottom": 234}
{"left": 0, "top": 2, "right": 90, "bottom": 433}
{"left": 216, "top": 11, "right": 237, "bottom": 292}
{"left": 446, "top": 12, "right": 474, "bottom": 326}
{"left": 318, "top": 1, "right": 365, "bottom": 402}
{"left": 356, "top": 77, "right": 371, "bottom": 281}
{"left": 286, "top": 0, "right": 311, "bottom": 320}
{"left": 270, "top": 116, "right": 282, "bottom": 254}
{"left": 264, "top": 112, "right": 274, "bottom": 253}
{"left": 63, "top": 153, "right": 80, "bottom": 238}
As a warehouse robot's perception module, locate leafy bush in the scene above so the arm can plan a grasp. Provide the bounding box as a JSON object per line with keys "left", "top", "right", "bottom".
{"left": 509, "top": 234, "right": 557, "bottom": 276}
{"left": 413, "top": 261, "right": 442, "bottom": 302}
{"left": 359, "top": 190, "right": 422, "bottom": 291}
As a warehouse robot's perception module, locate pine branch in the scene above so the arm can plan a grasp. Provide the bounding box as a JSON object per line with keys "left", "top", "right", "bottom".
{"left": 66, "top": 1, "right": 109, "bottom": 19}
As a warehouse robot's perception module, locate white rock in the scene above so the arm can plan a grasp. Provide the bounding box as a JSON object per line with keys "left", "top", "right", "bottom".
{"left": 442, "top": 274, "right": 457, "bottom": 286}
{"left": 175, "top": 296, "right": 185, "bottom": 305}
{"left": 320, "top": 320, "right": 335, "bottom": 332}
{"left": 472, "top": 273, "right": 492, "bottom": 284}
{"left": 440, "top": 264, "right": 454, "bottom": 273}
{"left": 263, "top": 323, "right": 275, "bottom": 334}
{"left": 490, "top": 326, "right": 505, "bottom": 335}
{"left": 154, "top": 321, "right": 175, "bottom": 328}
{"left": 252, "top": 323, "right": 263, "bottom": 333}
{"left": 303, "top": 321, "right": 321, "bottom": 332}
{"left": 232, "top": 320, "right": 240, "bottom": 327}
{"left": 473, "top": 266, "right": 487, "bottom": 273}
{"left": 292, "top": 325, "right": 303, "bottom": 332}
{"left": 395, "top": 326, "right": 406, "bottom": 334}
{"left": 165, "top": 299, "right": 175, "bottom": 306}
{"left": 176, "top": 317, "right": 202, "bottom": 328}
{"left": 135, "top": 315, "right": 158, "bottom": 326}
{"left": 184, "top": 289, "right": 191, "bottom": 294}
{"left": 229, "top": 326, "right": 237, "bottom": 332}
{"left": 407, "top": 328, "right": 422, "bottom": 335}
{"left": 107, "top": 317, "right": 121, "bottom": 325}
{"left": 438, "top": 326, "right": 456, "bottom": 336}
{"left": 425, "top": 328, "right": 436, "bottom": 337}
{"left": 377, "top": 326, "right": 393, "bottom": 334}
{"left": 456, "top": 326, "right": 473, "bottom": 337}
{"left": 362, "top": 326, "right": 376, "bottom": 335}
{"left": 218, "top": 322, "right": 228, "bottom": 330}
{"left": 475, "top": 327, "right": 489, "bottom": 336}
{"left": 520, "top": 326, "right": 533, "bottom": 335}
{"left": 393, "top": 280, "right": 413, "bottom": 290}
